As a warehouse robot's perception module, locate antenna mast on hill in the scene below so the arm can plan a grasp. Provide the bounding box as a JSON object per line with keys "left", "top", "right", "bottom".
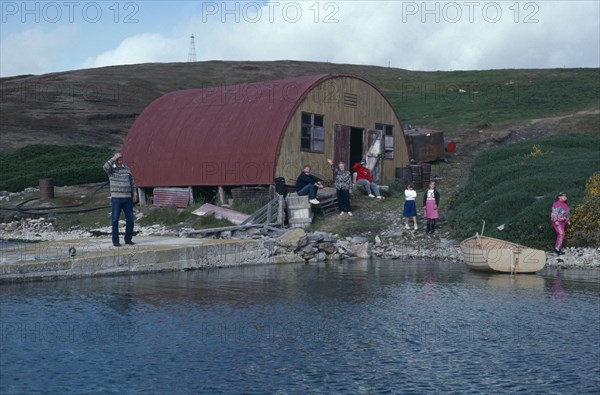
{"left": 188, "top": 34, "right": 197, "bottom": 62}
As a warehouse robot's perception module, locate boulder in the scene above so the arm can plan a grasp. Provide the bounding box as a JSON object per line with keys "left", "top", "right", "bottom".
{"left": 318, "top": 242, "right": 337, "bottom": 254}
{"left": 277, "top": 228, "right": 306, "bottom": 248}
{"left": 347, "top": 242, "right": 372, "bottom": 258}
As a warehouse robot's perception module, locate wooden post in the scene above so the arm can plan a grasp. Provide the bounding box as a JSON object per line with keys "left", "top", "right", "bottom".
{"left": 218, "top": 186, "right": 225, "bottom": 206}
{"left": 277, "top": 194, "right": 285, "bottom": 227}
{"left": 188, "top": 187, "right": 194, "bottom": 206}
{"left": 266, "top": 198, "right": 272, "bottom": 227}
{"left": 137, "top": 188, "right": 146, "bottom": 205}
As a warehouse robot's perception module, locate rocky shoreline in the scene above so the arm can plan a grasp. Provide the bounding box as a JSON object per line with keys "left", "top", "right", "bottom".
{"left": 1, "top": 217, "right": 598, "bottom": 270}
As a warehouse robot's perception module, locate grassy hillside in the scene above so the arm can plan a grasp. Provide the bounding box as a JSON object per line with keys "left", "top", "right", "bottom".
{"left": 376, "top": 68, "right": 600, "bottom": 129}
{"left": 1, "top": 62, "right": 598, "bottom": 151}
{"left": 448, "top": 134, "right": 600, "bottom": 249}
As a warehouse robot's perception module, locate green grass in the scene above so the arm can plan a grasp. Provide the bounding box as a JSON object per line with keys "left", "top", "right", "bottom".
{"left": 308, "top": 192, "right": 402, "bottom": 239}
{"left": 0, "top": 145, "right": 113, "bottom": 192}
{"left": 231, "top": 198, "right": 271, "bottom": 215}
{"left": 370, "top": 68, "right": 600, "bottom": 130}
{"left": 448, "top": 134, "right": 600, "bottom": 249}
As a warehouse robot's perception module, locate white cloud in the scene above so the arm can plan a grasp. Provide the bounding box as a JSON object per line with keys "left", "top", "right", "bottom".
{"left": 81, "top": 33, "right": 187, "bottom": 69}
{"left": 185, "top": 1, "right": 599, "bottom": 70}
{"left": 2, "top": 1, "right": 598, "bottom": 77}
{"left": 0, "top": 26, "right": 77, "bottom": 76}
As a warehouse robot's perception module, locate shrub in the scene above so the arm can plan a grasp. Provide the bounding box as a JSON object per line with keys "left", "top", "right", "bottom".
{"left": 567, "top": 172, "right": 600, "bottom": 247}
{"left": 0, "top": 145, "right": 113, "bottom": 192}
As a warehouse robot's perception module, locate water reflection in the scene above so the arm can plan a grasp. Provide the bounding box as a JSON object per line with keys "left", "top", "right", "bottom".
{"left": 463, "top": 270, "right": 546, "bottom": 291}
{"left": 1, "top": 259, "right": 599, "bottom": 394}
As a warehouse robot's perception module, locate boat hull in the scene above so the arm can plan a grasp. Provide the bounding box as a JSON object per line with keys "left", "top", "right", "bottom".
{"left": 460, "top": 236, "right": 546, "bottom": 273}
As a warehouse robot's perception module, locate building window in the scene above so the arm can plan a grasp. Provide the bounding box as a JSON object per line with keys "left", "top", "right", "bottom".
{"left": 376, "top": 123, "right": 394, "bottom": 159}
{"left": 301, "top": 112, "right": 325, "bottom": 152}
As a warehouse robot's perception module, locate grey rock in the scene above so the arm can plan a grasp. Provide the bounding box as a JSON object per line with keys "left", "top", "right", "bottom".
{"left": 307, "top": 233, "right": 325, "bottom": 244}
{"left": 220, "top": 231, "right": 232, "bottom": 239}
{"left": 318, "top": 242, "right": 337, "bottom": 254}
{"left": 347, "top": 242, "right": 371, "bottom": 258}
{"left": 350, "top": 236, "right": 368, "bottom": 244}
{"left": 232, "top": 230, "right": 249, "bottom": 238}
{"left": 277, "top": 228, "right": 306, "bottom": 248}
{"left": 301, "top": 245, "right": 317, "bottom": 255}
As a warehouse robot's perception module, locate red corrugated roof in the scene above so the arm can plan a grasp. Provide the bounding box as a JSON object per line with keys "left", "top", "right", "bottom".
{"left": 122, "top": 73, "right": 374, "bottom": 187}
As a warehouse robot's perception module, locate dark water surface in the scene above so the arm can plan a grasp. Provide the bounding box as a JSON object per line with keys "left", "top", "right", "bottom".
{"left": 1, "top": 259, "right": 599, "bottom": 394}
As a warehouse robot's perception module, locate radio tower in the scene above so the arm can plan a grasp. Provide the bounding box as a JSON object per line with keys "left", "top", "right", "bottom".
{"left": 188, "top": 34, "right": 197, "bottom": 62}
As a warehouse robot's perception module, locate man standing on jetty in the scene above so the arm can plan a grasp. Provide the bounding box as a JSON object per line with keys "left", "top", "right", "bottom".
{"left": 103, "top": 152, "right": 137, "bottom": 247}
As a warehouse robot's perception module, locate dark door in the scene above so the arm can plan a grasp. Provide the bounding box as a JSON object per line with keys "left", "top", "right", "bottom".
{"left": 334, "top": 124, "right": 351, "bottom": 168}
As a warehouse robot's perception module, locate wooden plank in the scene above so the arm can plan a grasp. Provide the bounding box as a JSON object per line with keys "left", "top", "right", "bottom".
{"left": 192, "top": 203, "right": 250, "bottom": 225}
{"left": 184, "top": 223, "right": 282, "bottom": 235}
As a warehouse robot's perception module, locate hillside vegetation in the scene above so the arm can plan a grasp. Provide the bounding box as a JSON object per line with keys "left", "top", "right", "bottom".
{"left": 0, "top": 145, "right": 112, "bottom": 192}
{"left": 448, "top": 134, "right": 600, "bottom": 249}
{"left": 1, "top": 62, "right": 598, "bottom": 150}
{"left": 378, "top": 68, "right": 600, "bottom": 130}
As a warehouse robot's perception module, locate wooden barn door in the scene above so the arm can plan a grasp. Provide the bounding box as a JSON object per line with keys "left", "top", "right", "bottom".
{"left": 365, "top": 129, "right": 384, "bottom": 183}
{"left": 334, "top": 124, "right": 351, "bottom": 170}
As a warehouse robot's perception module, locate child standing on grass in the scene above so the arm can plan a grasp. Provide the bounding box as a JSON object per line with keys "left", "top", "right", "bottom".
{"left": 551, "top": 191, "right": 570, "bottom": 255}
{"left": 403, "top": 183, "right": 418, "bottom": 230}
{"left": 423, "top": 181, "right": 440, "bottom": 234}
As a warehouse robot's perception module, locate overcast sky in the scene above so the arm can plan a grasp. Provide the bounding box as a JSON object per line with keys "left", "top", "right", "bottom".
{"left": 1, "top": 1, "right": 599, "bottom": 77}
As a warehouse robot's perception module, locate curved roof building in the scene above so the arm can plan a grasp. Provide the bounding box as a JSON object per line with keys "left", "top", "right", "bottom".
{"left": 123, "top": 73, "right": 409, "bottom": 187}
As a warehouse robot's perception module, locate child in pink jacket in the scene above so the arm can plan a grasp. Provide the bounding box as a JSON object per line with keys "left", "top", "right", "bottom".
{"left": 551, "top": 191, "right": 571, "bottom": 255}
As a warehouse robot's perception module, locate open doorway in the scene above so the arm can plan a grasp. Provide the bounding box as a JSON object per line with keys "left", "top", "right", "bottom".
{"left": 350, "top": 127, "right": 364, "bottom": 169}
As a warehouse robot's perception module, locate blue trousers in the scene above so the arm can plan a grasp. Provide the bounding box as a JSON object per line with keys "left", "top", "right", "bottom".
{"left": 297, "top": 184, "right": 318, "bottom": 199}
{"left": 355, "top": 179, "right": 380, "bottom": 196}
{"left": 111, "top": 197, "right": 134, "bottom": 244}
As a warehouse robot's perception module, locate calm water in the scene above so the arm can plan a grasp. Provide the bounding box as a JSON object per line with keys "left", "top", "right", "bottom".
{"left": 1, "top": 260, "right": 599, "bottom": 394}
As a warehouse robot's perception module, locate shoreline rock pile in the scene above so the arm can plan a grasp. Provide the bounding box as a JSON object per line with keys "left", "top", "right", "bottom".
{"left": 0, "top": 217, "right": 598, "bottom": 269}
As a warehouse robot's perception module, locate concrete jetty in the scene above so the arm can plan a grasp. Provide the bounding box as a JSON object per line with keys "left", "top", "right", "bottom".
{"left": 0, "top": 236, "right": 302, "bottom": 283}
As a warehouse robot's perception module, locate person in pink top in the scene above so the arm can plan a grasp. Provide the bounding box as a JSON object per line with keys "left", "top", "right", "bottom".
{"left": 423, "top": 181, "right": 440, "bottom": 234}
{"left": 551, "top": 191, "right": 571, "bottom": 255}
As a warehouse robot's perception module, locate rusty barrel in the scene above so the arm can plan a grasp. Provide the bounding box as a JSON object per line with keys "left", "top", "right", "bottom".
{"left": 395, "top": 167, "right": 411, "bottom": 184}
{"left": 39, "top": 178, "right": 55, "bottom": 200}
{"left": 409, "top": 164, "right": 423, "bottom": 189}
{"left": 421, "top": 163, "right": 432, "bottom": 187}
{"left": 444, "top": 140, "right": 457, "bottom": 154}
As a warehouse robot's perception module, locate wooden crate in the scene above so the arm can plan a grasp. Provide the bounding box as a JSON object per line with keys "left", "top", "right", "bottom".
{"left": 285, "top": 193, "right": 310, "bottom": 208}
{"left": 288, "top": 214, "right": 313, "bottom": 229}
{"left": 286, "top": 193, "right": 312, "bottom": 228}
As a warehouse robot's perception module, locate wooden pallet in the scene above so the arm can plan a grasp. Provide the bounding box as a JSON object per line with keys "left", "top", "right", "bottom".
{"left": 316, "top": 188, "right": 338, "bottom": 216}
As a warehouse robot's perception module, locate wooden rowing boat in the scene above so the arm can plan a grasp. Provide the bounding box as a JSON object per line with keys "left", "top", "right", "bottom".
{"left": 460, "top": 234, "right": 547, "bottom": 273}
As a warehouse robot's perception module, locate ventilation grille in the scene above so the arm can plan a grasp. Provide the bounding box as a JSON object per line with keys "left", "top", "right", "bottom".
{"left": 343, "top": 93, "right": 358, "bottom": 108}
